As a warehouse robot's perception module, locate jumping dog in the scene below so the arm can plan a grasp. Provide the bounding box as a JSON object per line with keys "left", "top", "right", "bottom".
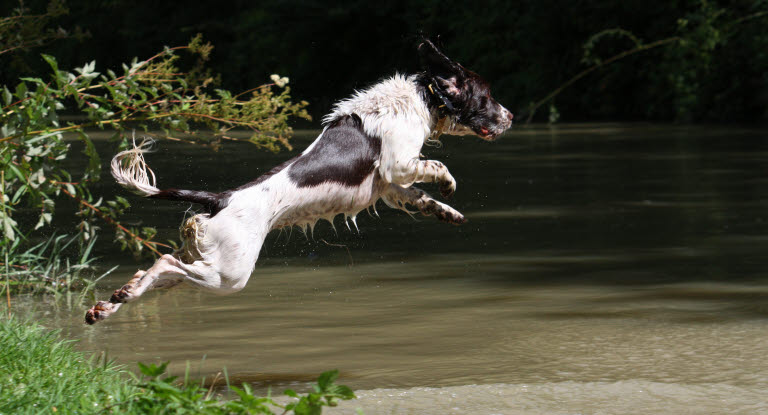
{"left": 85, "top": 39, "right": 513, "bottom": 324}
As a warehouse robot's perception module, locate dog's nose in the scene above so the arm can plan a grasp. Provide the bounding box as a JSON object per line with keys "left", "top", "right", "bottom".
{"left": 507, "top": 111, "right": 514, "bottom": 121}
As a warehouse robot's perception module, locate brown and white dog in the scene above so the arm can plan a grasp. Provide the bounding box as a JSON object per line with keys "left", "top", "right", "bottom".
{"left": 85, "top": 39, "right": 513, "bottom": 324}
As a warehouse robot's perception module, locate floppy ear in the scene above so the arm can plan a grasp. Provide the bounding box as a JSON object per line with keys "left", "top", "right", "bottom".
{"left": 433, "top": 74, "right": 461, "bottom": 97}
{"left": 418, "top": 38, "right": 465, "bottom": 96}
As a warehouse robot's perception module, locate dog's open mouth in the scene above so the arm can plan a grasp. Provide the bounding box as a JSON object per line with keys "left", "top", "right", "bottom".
{"left": 477, "top": 127, "right": 499, "bottom": 141}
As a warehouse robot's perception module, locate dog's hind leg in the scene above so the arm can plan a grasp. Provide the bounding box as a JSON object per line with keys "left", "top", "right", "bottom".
{"left": 108, "top": 255, "right": 191, "bottom": 303}
{"left": 85, "top": 248, "right": 255, "bottom": 325}
{"left": 85, "top": 254, "right": 195, "bottom": 324}
{"left": 381, "top": 184, "right": 466, "bottom": 225}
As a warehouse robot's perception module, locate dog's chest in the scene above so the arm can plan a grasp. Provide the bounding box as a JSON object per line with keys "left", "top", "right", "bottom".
{"left": 272, "top": 172, "right": 385, "bottom": 229}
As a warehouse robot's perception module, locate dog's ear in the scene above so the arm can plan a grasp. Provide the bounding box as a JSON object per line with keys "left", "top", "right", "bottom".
{"left": 418, "top": 38, "right": 465, "bottom": 96}
{"left": 433, "top": 74, "right": 461, "bottom": 97}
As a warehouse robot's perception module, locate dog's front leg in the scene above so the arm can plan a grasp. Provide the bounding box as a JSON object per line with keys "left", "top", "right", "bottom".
{"left": 382, "top": 184, "right": 466, "bottom": 225}
{"left": 378, "top": 127, "right": 455, "bottom": 198}
{"left": 411, "top": 159, "right": 457, "bottom": 198}
{"left": 386, "top": 159, "right": 456, "bottom": 198}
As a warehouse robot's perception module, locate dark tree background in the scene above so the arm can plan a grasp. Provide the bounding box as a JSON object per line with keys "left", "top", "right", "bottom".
{"left": 2, "top": 0, "right": 767, "bottom": 123}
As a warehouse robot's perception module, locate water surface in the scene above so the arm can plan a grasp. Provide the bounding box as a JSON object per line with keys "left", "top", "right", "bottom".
{"left": 18, "top": 123, "right": 768, "bottom": 413}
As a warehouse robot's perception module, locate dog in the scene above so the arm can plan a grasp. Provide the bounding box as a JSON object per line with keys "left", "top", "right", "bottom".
{"left": 85, "top": 39, "right": 513, "bottom": 324}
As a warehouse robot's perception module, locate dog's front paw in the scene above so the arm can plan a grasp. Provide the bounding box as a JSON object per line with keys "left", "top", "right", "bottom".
{"left": 423, "top": 199, "right": 466, "bottom": 225}
{"left": 439, "top": 175, "right": 457, "bottom": 199}
{"left": 435, "top": 207, "right": 466, "bottom": 225}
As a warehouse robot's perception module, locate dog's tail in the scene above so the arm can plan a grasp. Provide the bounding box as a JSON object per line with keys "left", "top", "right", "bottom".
{"left": 111, "top": 138, "right": 229, "bottom": 214}
{"left": 111, "top": 139, "right": 161, "bottom": 197}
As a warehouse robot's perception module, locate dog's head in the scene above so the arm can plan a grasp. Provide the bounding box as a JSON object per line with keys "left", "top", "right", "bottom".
{"left": 418, "top": 39, "right": 513, "bottom": 141}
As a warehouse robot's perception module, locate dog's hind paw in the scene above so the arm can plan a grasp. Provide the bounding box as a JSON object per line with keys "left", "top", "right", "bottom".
{"left": 109, "top": 270, "right": 146, "bottom": 303}
{"left": 110, "top": 284, "right": 135, "bottom": 303}
{"left": 85, "top": 301, "right": 120, "bottom": 325}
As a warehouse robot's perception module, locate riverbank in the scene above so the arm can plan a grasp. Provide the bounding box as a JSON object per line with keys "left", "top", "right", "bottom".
{"left": 0, "top": 317, "right": 353, "bottom": 414}
{"left": 0, "top": 317, "right": 135, "bottom": 414}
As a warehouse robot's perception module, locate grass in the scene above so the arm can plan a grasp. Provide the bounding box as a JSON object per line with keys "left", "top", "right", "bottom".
{"left": 0, "top": 234, "right": 116, "bottom": 300}
{"left": 0, "top": 317, "right": 356, "bottom": 414}
{"left": 0, "top": 316, "right": 134, "bottom": 414}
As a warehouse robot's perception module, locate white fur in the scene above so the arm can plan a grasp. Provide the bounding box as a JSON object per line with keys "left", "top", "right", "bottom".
{"left": 110, "top": 139, "right": 160, "bottom": 197}
{"left": 325, "top": 74, "right": 434, "bottom": 185}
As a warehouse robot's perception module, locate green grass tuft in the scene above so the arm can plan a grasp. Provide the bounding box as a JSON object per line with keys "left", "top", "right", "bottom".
{"left": 0, "top": 316, "right": 134, "bottom": 414}
{"left": 0, "top": 316, "right": 356, "bottom": 414}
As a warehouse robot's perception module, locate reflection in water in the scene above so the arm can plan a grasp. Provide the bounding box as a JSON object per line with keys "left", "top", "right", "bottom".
{"left": 18, "top": 124, "right": 768, "bottom": 413}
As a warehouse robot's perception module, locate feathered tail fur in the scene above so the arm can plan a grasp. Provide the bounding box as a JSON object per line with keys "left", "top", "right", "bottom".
{"left": 110, "top": 139, "right": 160, "bottom": 197}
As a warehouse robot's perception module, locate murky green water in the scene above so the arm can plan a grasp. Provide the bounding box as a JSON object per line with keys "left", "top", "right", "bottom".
{"left": 15, "top": 124, "right": 768, "bottom": 413}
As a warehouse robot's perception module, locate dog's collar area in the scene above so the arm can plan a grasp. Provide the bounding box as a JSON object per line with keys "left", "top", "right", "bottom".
{"left": 427, "top": 81, "right": 458, "bottom": 117}
{"left": 429, "top": 115, "right": 451, "bottom": 142}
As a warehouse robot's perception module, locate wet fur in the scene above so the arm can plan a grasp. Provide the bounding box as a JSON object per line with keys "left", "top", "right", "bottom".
{"left": 85, "top": 39, "right": 512, "bottom": 325}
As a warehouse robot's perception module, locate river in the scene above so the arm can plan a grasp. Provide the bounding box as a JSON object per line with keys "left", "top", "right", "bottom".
{"left": 15, "top": 123, "right": 768, "bottom": 414}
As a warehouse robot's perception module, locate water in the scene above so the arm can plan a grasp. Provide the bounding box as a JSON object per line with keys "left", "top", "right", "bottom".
{"left": 15, "top": 123, "right": 768, "bottom": 413}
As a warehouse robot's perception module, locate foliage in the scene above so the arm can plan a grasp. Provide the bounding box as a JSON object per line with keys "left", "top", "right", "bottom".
{"left": 660, "top": 0, "right": 727, "bottom": 121}
{"left": 0, "top": 4, "right": 310, "bottom": 285}
{"left": 0, "top": 317, "right": 357, "bottom": 414}
{"left": 0, "top": 232, "right": 115, "bottom": 299}
{"left": 283, "top": 370, "right": 356, "bottom": 415}
{"left": 524, "top": 1, "right": 768, "bottom": 122}
{"left": 0, "top": 315, "right": 136, "bottom": 414}
{"left": 581, "top": 28, "right": 643, "bottom": 66}
{"left": 133, "top": 362, "right": 355, "bottom": 415}
{"left": 18, "top": 0, "right": 764, "bottom": 123}
{"left": 0, "top": 0, "right": 86, "bottom": 58}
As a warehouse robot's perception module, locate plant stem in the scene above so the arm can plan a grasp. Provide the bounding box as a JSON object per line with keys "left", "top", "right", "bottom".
{"left": 56, "top": 184, "right": 169, "bottom": 256}
{"left": 5, "top": 252, "right": 9, "bottom": 317}
{"left": 2, "top": 170, "right": 10, "bottom": 316}
{"left": 0, "top": 107, "right": 257, "bottom": 144}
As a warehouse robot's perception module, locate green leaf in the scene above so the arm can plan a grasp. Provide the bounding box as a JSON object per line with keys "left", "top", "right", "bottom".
{"left": 41, "top": 54, "right": 59, "bottom": 74}
{"left": 78, "top": 132, "right": 101, "bottom": 180}
{"left": 33, "top": 213, "right": 52, "bottom": 230}
{"left": 2, "top": 215, "right": 17, "bottom": 241}
{"left": 11, "top": 185, "right": 28, "bottom": 204}
{"left": 331, "top": 384, "right": 355, "bottom": 399}
{"left": 15, "top": 82, "right": 27, "bottom": 99}
{"left": 2, "top": 86, "right": 11, "bottom": 106}
{"left": 137, "top": 361, "right": 169, "bottom": 377}
{"left": 116, "top": 196, "right": 130, "bottom": 208}
{"left": 317, "top": 370, "right": 339, "bottom": 390}
{"left": 19, "top": 77, "right": 44, "bottom": 84}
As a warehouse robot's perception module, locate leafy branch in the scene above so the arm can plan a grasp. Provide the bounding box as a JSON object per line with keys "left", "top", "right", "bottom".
{"left": 0, "top": 0, "right": 85, "bottom": 57}
{"left": 55, "top": 182, "right": 169, "bottom": 257}
{"left": 525, "top": 2, "right": 768, "bottom": 123}
{"left": 525, "top": 36, "right": 680, "bottom": 123}
{"left": 0, "top": 33, "right": 310, "bottom": 269}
